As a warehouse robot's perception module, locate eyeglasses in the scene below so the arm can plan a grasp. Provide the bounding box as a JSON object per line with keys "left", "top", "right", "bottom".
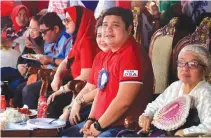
{"left": 177, "top": 60, "right": 204, "bottom": 69}
{"left": 40, "top": 28, "right": 52, "bottom": 35}
{"left": 63, "top": 18, "right": 72, "bottom": 24}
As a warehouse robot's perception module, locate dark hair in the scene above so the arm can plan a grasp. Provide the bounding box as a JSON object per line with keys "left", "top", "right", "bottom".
{"left": 95, "top": 16, "right": 103, "bottom": 34}
{"left": 31, "top": 15, "right": 42, "bottom": 23}
{"left": 39, "top": 12, "right": 64, "bottom": 30}
{"left": 102, "top": 7, "right": 134, "bottom": 34}
{"left": 172, "top": 14, "right": 196, "bottom": 49}
{"left": 195, "top": 12, "right": 211, "bottom": 26}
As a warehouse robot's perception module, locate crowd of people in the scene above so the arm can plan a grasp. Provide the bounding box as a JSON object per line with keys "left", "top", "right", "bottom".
{"left": 1, "top": 0, "right": 211, "bottom": 137}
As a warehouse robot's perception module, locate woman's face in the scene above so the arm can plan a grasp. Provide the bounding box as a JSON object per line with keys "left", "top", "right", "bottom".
{"left": 15, "top": 8, "right": 29, "bottom": 27}
{"left": 29, "top": 19, "right": 40, "bottom": 39}
{"left": 64, "top": 12, "right": 76, "bottom": 34}
{"left": 102, "top": 15, "right": 131, "bottom": 51}
{"left": 177, "top": 52, "right": 205, "bottom": 85}
{"left": 96, "top": 26, "right": 109, "bottom": 52}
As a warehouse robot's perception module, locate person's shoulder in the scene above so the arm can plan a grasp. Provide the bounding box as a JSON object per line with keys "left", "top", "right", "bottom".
{"left": 199, "top": 81, "right": 211, "bottom": 95}
{"left": 169, "top": 80, "right": 182, "bottom": 88}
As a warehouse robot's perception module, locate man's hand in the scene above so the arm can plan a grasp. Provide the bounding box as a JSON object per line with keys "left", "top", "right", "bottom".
{"left": 39, "top": 55, "right": 53, "bottom": 65}
{"left": 69, "top": 101, "right": 82, "bottom": 125}
{"left": 17, "top": 64, "right": 28, "bottom": 76}
{"left": 138, "top": 115, "right": 152, "bottom": 132}
{"left": 86, "top": 124, "right": 101, "bottom": 137}
{"left": 80, "top": 120, "right": 94, "bottom": 137}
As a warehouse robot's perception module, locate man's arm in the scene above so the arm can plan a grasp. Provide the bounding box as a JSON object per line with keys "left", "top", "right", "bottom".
{"left": 98, "top": 83, "right": 142, "bottom": 128}
{"left": 51, "top": 57, "right": 68, "bottom": 91}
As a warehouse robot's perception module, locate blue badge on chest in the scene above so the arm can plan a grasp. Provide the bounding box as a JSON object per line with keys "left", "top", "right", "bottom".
{"left": 97, "top": 68, "right": 109, "bottom": 90}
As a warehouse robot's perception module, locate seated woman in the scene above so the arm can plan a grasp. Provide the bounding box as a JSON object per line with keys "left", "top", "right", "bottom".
{"left": 138, "top": 45, "right": 211, "bottom": 137}
{"left": 14, "top": 15, "right": 44, "bottom": 107}
{"left": 48, "top": 6, "right": 99, "bottom": 118}
{"left": 17, "top": 15, "right": 44, "bottom": 77}
{"left": 2, "top": 5, "right": 30, "bottom": 53}
{"left": 47, "top": 16, "right": 108, "bottom": 125}
{"left": 1, "top": 5, "right": 30, "bottom": 83}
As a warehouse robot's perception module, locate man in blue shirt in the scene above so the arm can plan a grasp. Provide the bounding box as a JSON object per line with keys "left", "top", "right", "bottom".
{"left": 14, "top": 12, "right": 73, "bottom": 109}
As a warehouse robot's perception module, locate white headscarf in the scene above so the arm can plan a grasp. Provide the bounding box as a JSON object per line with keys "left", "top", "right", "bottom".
{"left": 178, "top": 45, "right": 211, "bottom": 81}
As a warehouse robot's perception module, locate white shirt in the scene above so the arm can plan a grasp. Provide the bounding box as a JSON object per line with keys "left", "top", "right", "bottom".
{"left": 94, "top": 0, "right": 115, "bottom": 19}
{"left": 143, "top": 80, "right": 211, "bottom": 134}
{"left": 0, "top": 48, "right": 21, "bottom": 69}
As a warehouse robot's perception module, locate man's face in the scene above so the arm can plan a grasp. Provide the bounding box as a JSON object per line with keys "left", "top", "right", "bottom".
{"left": 102, "top": 15, "right": 131, "bottom": 51}
{"left": 40, "top": 24, "right": 57, "bottom": 43}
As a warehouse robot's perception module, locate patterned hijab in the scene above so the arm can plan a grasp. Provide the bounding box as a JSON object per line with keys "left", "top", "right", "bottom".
{"left": 2, "top": 5, "right": 30, "bottom": 40}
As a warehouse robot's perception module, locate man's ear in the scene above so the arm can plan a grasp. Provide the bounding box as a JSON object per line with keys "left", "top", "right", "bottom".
{"left": 54, "top": 26, "right": 60, "bottom": 34}
{"left": 128, "top": 25, "right": 133, "bottom": 35}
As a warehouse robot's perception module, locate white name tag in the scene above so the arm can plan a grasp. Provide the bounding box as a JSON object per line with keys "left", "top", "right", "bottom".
{"left": 123, "top": 70, "right": 138, "bottom": 77}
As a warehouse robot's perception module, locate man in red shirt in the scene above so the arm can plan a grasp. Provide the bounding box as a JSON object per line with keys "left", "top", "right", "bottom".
{"left": 61, "top": 7, "right": 154, "bottom": 137}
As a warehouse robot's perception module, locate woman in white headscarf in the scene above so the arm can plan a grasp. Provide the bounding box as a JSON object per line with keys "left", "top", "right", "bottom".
{"left": 139, "top": 45, "right": 211, "bottom": 136}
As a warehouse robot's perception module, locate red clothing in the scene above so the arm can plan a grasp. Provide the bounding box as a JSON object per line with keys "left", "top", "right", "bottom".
{"left": 65, "top": 6, "right": 99, "bottom": 79}
{"left": 93, "top": 37, "right": 154, "bottom": 126}
{"left": 11, "top": 5, "right": 30, "bottom": 32}
{"left": 2, "top": 5, "right": 30, "bottom": 39}
{"left": 1, "top": 1, "right": 15, "bottom": 16}
{"left": 88, "top": 52, "right": 108, "bottom": 85}
{"left": 116, "top": 1, "right": 131, "bottom": 9}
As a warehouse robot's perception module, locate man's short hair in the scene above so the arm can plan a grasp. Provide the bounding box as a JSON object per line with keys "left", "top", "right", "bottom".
{"left": 102, "top": 7, "right": 134, "bottom": 34}
{"left": 39, "top": 12, "right": 64, "bottom": 30}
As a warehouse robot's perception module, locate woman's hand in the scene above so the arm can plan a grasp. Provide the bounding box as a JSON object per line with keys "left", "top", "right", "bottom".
{"left": 59, "top": 109, "right": 71, "bottom": 121}
{"left": 69, "top": 101, "right": 82, "bottom": 125}
{"left": 174, "top": 129, "right": 184, "bottom": 137}
{"left": 47, "top": 90, "right": 63, "bottom": 104}
{"left": 17, "top": 64, "right": 28, "bottom": 76}
{"left": 51, "top": 76, "right": 62, "bottom": 91}
{"left": 39, "top": 55, "right": 53, "bottom": 65}
{"left": 25, "top": 38, "right": 34, "bottom": 49}
{"left": 138, "top": 115, "right": 153, "bottom": 132}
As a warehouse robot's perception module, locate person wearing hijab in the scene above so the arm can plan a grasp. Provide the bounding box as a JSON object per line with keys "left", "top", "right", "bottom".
{"left": 48, "top": 6, "right": 99, "bottom": 118}
{"left": 2, "top": 5, "right": 30, "bottom": 53}
{"left": 138, "top": 45, "right": 211, "bottom": 136}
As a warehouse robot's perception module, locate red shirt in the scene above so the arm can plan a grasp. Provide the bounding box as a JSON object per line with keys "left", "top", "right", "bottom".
{"left": 88, "top": 51, "right": 108, "bottom": 85}
{"left": 69, "top": 39, "right": 99, "bottom": 79}
{"left": 93, "top": 37, "right": 154, "bottom": 126}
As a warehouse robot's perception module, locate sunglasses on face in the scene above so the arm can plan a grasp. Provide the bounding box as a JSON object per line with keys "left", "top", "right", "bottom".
{"left": 63, "top": 18, "right": 72, "bottom": 24}
{"left": 177, "top": 60, "right": 204, "bottom": 69}
{"left": 40, "top": 28, "right": 52, "bottom": 35}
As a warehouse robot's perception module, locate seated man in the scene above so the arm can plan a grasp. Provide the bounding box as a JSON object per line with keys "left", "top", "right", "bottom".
{"left": 14, "top": 12, "right": 72, "bottom": 109}
{"left": 61, "top": 7, "right": 154, "bottom": 137}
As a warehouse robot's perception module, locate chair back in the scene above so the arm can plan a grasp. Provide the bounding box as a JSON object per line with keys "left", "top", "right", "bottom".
{"left": 149, "top": 17, "right": 178, "bottom": 94}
